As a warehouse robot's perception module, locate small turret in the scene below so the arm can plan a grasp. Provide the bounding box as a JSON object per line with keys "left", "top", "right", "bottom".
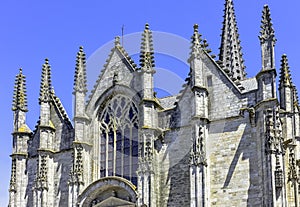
{"left": 11, "top": 68, "right": 31, "bottom": 152}
{"left": 188, "top": 24, "right": 205, "bottom": 88}
{"left": 137, "top": 24, "right": 158, "bottom": 206}
{"left": 38, "top": 59, "right": 55, "bottom": 147}
{"left": 140, "top": 23, "right": 155, "bottom": 100}
{"left": 12, "top": 68, "right": 28, "bottom": 112}
{"left": 140, "top": 23, "right": 155, "bottom": 70}
{"left": 256, "top": 5, "right": 277, "bottom": 102}
{"left": 259, "top": 5, "right": 276, "bottom": 70}
{"left": 39, "top": 59, "right": 52, "bottom": 104}
{"left": 279, "top": 54, "right": 292, "bottom": 89}
{"left": 9, "top": 68, "right": 31, "bottom": 207}
{"left": 189, "top": 24, "right": 202, "bottom": 59}
{"left": 188, "top": 24, "right": 209, "bottom": 118}
{"left": 73, "top": 46, "right": 87, "bottom": 94}
{"left": 73, "top": 46, "right": 88, "bottom": 119}
{"left": 12, "top": 68, "right": 29, "bottom": 132}
{"left": 279, "top": 54, "right": 293, "bottom": 111}
{"left": 219, "top": 0, "right": 246, "bottom": 81}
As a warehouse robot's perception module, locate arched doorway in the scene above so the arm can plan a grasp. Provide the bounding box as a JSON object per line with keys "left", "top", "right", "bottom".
{"left": 77, "top": 177, "right": 137, "bottom": 207}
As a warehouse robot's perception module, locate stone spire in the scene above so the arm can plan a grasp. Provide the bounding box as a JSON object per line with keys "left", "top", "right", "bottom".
{"left": 73, "top": 46, "right": 87, "bottom": 94}
{"left": 12, "top": 68, "right": 28, "bottom": 112}
{"left": 219, "top": 0, "right": 246, "bottom": 81}
{"left": 279, "top": 54, "right": 293, "bottom": 89}
{"left": 39, "top": 59, "right": 53, "bottom": 103}
{"left": 259, "top": 5, "right": 276, "bottom": 45}
{"left": 259, "top": 5, "right": 276, "bottom": 70}
{"left": 140, "top": 23, "right": 155, "bottom": 72}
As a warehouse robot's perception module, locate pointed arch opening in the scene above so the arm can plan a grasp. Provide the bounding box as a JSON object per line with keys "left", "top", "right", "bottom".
{"left": 99, "top": 94, "right": 139, "bottom": 186}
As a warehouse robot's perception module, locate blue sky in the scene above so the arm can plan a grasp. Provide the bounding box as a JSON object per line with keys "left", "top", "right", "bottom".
{"left": 1, "top": 0, "right": 300, "bottom": 205}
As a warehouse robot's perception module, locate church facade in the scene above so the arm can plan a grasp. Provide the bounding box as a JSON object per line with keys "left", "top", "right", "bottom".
{"left": 8, "top": 1, "right": 300, "bottom": 206}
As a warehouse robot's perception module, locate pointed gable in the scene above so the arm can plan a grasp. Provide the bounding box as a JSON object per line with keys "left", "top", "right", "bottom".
{"left": 86, "top": 37, "right": 139, "bottom": 115}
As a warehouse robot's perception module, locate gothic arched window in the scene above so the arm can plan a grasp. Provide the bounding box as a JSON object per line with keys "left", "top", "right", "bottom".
{"left": 99, "top": 95, "right": 138, "bottom": 185}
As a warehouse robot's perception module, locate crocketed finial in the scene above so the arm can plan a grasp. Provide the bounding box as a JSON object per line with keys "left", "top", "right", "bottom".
{"left": 73, "top": 46, "right": 87, "bottom": 94}
{"left": 145, "top": 23, "right": 150, "bottom": 30}
{"left": 193, "top": 24, "right": 198, "bottom": 33}
{"left": 12, "top": 68, "right": 28, "bottom": 112}
{"left": 39, "top": 58, "right": 53, "bottom": 103}
{"left": 279, "top": 54, "right": 293, "bottom": 88}
{"left": 140, "top": 23, "right": 155, "bottom": 70}
{"left": 259, "top": 4, "right": 276, "bottom": 44}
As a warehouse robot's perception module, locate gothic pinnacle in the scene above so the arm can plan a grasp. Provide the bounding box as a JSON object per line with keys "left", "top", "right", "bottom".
{"left": 140, "top": 23, "right": 155, "bottom": 69}
{"left": 39, "top": 58, "right": 53, "bottom": 103}
{"left": 12, "top": 68, "right": 28, "bottom": 112}
{"left": 259, "top": 5, "right": 276, "bottom": 44}
{"left": 73, "top": 46, "right": 87, "bottom": 94}
{"left": 193, "top": 24, "right": 201, "bottom": 45}
{"left": 219, "top": 0, "right": 246, "bottom": 81}
{"left": 189, "top": 24, "right": 202, "bottom": 60}
{"left": 279, "top": 54, "right": 293, "bottom": 88}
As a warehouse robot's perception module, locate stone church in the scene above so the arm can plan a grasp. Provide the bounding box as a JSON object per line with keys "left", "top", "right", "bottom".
{"left": 8, "top": 0, "right": 300, "bottom": 206}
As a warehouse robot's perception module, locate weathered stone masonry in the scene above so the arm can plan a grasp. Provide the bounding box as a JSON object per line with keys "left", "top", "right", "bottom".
{"left": 8, "top": 1, "right": 300, "bottom": 206}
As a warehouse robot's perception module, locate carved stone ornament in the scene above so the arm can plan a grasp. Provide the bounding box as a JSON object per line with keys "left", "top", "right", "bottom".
{"left": 9, "top": 159, "right": 17, "bottom": 191}
{"left": 190, "top": 126, "right": 207, "bottom": 166}
{"left": 239, "top": 107, "right": 256, "bottom": 127}
{"left": 265, "top": 108, "right": 283, "bottom": 155}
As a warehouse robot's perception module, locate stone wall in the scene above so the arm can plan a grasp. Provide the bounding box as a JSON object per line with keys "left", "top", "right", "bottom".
{"left": 208, "top": 118, "right": 262, "bottom": 206}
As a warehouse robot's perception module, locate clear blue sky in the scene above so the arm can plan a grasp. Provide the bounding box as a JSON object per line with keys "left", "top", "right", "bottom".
{"left": 1, "top": 0, "right": 299, "bottom": 205}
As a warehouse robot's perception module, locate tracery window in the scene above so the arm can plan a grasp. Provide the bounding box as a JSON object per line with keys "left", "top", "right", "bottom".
{"left": 99, "top": 95, "right": 138, "bottom": 185}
